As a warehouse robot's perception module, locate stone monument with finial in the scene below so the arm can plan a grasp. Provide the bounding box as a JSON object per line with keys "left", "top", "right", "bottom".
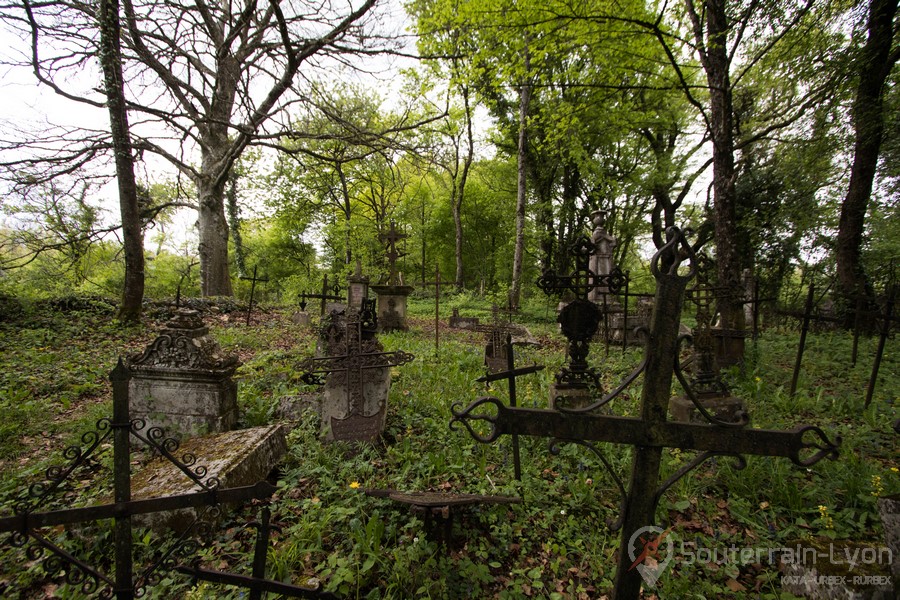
{"left": 370, "top": 220, "right": 415, "bottom": 332}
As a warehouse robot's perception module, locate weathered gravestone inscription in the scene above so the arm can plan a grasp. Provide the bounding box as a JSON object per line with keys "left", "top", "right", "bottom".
{"left": 128, "top": 309, "right": 239, "bottom": 439}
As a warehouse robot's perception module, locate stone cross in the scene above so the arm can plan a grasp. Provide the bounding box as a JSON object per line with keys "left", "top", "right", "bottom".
{"left": 299, "top": 310, "right": 414, "bottom": 442}
{"left": 240, "top": 265, "right": 268, "bottom": 326}
{"left": 451, "top": 228, "right": 841, "bottom": 600}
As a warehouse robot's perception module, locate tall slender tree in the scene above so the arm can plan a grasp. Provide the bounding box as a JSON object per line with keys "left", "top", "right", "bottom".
{"left": 97, "top": 0, "right": 143, "bottom": 321}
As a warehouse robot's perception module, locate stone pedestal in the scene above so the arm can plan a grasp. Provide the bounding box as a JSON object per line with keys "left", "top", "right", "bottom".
{"left": 668, "top": 394, "right": 745, "bottom": 424}
{"left": 130, "top": 424, "right": 287, "bottom": 532}
{"left": 550, "top": 382, "right": 596, "bottom": 411}
{"left": 128, "top": 310, "right": 239, "bottom": 440}
{"left": 370, "top": 284, "right": 414, "bottom": 332}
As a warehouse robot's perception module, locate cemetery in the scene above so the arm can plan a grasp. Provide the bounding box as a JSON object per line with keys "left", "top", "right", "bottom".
{"left": 0, "top": 221, "right": 896, "bottom": 599}
{"left": 0, "top": 0, "right": 898, "bottom": 598}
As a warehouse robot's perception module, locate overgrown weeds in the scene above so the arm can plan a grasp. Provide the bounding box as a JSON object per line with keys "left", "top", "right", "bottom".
{"left": 0, "top": 297, "right": 896, "bottom": 599}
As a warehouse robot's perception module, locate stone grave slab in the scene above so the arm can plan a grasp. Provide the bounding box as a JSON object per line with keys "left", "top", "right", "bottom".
{"left": 130, "top": 424, "right": 287, "bottom": 531}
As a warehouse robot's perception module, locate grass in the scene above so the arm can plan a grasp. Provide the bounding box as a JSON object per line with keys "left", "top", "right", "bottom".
{"left": 0, "top": 295, "right": 897, "bottom": 599}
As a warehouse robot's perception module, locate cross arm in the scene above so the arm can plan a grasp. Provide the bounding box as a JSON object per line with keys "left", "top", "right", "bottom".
{"left": 0, "top": 481, "right": 276, "bottom": 533}
{"left": 450, "top": 398, "right": 840, "bottom": 467}
{"left": 175, "top": 563, "right": 338, "bottom": 599}
{"left": 299, "top": 350, "right": 415, "bottom": 374}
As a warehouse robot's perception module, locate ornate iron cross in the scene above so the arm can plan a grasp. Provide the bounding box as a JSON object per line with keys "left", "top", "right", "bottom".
{"left": 302, "top": 274, "right": 344, "bottom": 316}
{"left": 685, "top": 253, "right": 733, "bottom": 398}
{"left": 379, "top": 220, "right": 408, "bottom": 286}
{"left": 536, "top": 235, "right": 626, "bottom": 395}
{"left": 475, "top": 304, "right": 527, "bottom": 375}
{"left": 451, "top": 228, "right": 840, "bottom": 600}
{"left": 299, "top": 310, "right": 414, "bottom": 433}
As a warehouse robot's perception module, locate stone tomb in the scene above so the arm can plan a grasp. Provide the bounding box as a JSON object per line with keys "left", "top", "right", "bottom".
{"left": 128, "top": 309, "right": 239, "bottom": 439}
{"left": 130, "top": 424, "right": 288, "bottom": 531}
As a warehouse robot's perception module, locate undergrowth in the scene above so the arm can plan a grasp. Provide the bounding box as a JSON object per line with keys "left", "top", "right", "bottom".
{"left": 0, "top": 297, "right": 896, "bottom": 599}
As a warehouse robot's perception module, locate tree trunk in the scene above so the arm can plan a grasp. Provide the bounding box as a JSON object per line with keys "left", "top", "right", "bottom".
{"left": 98, "top": 0, "right": 144, "bottom": 322}
{"left": 835, "top": 0, "right": 898, "bottom": 319}
{"left": 703, "top": 0, "right": 744, "bottom": 333}
{"left": 197, "top": 178, "right": 233, "bottom": 297}
{"left": 509, "top": 67, "right": 531, "bottom": 311}
{"left": 226, "top": 170, "right": 246, "bottom": 277}
{"left": 454, "top": 85, "right": 475, "bottom": 291}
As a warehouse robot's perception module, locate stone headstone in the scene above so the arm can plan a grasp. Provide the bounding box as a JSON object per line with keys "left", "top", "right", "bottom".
{"left": 130, "top": 424, "right": 287, "bottom": 532}
{"left": 347, "top": 259, "right": 369, "bottom": 310}
{"left": 291, "top": 311, "right": 311, "bottom": 326}
{"left": 370, "top": 283, "right": 414, "bottom": 332}
{"left": 300, "top": 308, "right": 413, "bottom": 443}
{"left": 128, "top": 309, "right": 239, "bottom": 440}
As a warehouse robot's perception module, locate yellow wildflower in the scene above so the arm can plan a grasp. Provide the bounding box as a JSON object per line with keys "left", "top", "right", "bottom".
{"left": 349, "top": 481, "right": 361, "bottom": 489}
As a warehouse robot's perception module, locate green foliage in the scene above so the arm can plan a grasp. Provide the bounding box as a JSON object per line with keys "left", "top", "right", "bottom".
{"left": 0, "top": 297, "right": 896, "bottom": 598}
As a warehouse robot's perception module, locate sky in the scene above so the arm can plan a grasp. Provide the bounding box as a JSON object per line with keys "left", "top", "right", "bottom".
{"left": 0, "top": 0, "right": 421, "bottom": 253}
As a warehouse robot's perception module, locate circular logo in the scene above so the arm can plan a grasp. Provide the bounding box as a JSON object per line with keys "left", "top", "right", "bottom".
{"left": 626, "top": 525, "right": 673, "bottom": 587}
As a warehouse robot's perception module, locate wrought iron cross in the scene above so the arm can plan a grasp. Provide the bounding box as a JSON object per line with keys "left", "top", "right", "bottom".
{"left": 240, "top": 265, "right": 269, "bottom": 326}
{"left": 685, "top": 253, "right": 732, "bottom": 397}
{"left": 451, "top": 228, "right": 840, "bottom": 600}
{"left": 299, "top": 310, "right": 414, "bottom": 434}
{"left": 475, "top": 304, "right": 527, "bottom": 375}
{"left": 177, "top": 506, "right": 337, "bottom": 599}
{"left": 0, "top": 361, "right": 309, "bottom": 600}
{"left": 379, "top": 220, "right": 408, "bottom": 286}
{"left": 536, "top": 235, "right": 625, "bottom": 394}
{"left": 419, "top": 265, "right": 444, "bottom": 352}
{"left": 476, "top": 334, "right": 544, "bottom": 480}
{"left": 303, "top": 274, "right": 344, "bottom": 316}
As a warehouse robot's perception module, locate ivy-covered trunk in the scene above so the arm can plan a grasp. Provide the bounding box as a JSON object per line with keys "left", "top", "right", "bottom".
{"left": 703, "top": 0, "right": 744, "bottom": 335}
